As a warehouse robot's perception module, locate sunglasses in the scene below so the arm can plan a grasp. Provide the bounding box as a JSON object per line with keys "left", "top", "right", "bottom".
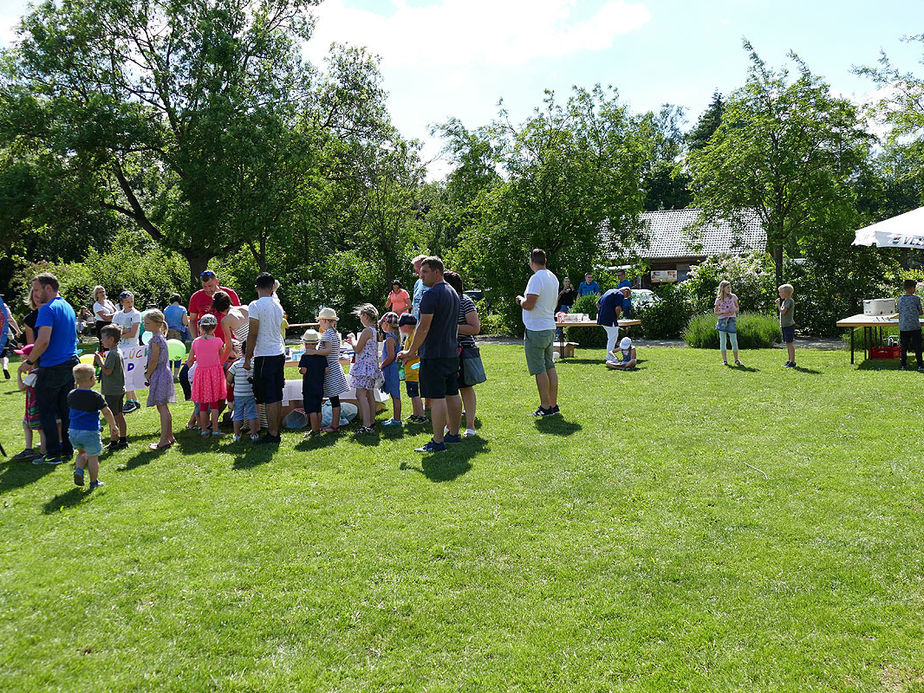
{"left": 200, "top": 271, "right": 216, "bottom": 280}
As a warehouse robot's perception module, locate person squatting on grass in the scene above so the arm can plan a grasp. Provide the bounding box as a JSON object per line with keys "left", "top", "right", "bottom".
{"left": 69, "top": 363, "right": 117, "bottom": 490}
{"left": 94, "top": 324, "right": 128, "bottom": 451}
{"left": 897, "top": 279, "right": 924, "bottom": 371}
{"left": 518, "top": 248, "right": 560, "bottom": 418}
{"left": 714, "top": 280, "right": 743, "bottom": 367}
{"left": 777, "top": 284, "right": 797, "bottom": 368}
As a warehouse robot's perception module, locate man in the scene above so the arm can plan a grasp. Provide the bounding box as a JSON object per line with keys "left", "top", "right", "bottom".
{"left": 597, "top": 288, "right": 624, "bottom": 363}
{"left": 577, "top": 272, "right": 600, "bottom": 297}
{"left": 398, "top": 256, "right": 462, "bottom": 453}
{"left": 410, "top": 254, "right": 429, "bottom": 319}
{"left": 19, "top": 273, "right": 79, "bottom": 464}
{"left": 516, "top": 249, "right": 560, "bottom": 417}
{"left": 188, "top": 270, "right": 241, "bottom": 341}
{"left": 616, "top": 269, "right": 633, "bottom": 318}
{"left": 245, "top": 272, "right": 286, "bottom": 444}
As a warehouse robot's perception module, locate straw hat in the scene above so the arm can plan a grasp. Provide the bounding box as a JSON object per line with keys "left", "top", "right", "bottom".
{"left": 317, "top": 307, "right": 339, "bottom": 321}
{"left": 301, "top": 328, "right": 322, "bottom": 343}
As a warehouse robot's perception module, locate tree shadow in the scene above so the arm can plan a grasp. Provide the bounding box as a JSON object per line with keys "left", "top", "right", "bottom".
{"left": 0, "top": 460, "right": 55, "bottom": 495}
{"left": 42, "top": 487, "right": 92, "bottom": 514}
{"left": 400, "top": 438, "right": 487, "bottom": 482}
{"left": 533, "top": 416, "right": 582, "bottom": 437}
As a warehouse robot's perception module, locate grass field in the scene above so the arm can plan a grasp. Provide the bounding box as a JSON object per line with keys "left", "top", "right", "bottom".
{"left": 1, "top": 344, "right": 922, "bottom": 691}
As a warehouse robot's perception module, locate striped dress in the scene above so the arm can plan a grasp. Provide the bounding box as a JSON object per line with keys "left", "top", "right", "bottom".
{"left": 322, "top": 328, "right": 349, "bottom": 398}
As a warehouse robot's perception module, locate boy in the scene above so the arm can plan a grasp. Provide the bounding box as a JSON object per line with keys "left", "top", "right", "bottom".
{"left": 897, "top": 279, "right": 924, "bottom": 371}
{"left": 398, "top": 313, "right": 426, "bottom": 423}
{"left": 777, "top": 284, "right": 797, "bottom": 368}
{"left": 226, "top": 342, "right": 260, "bottom": 442}
{"left": 94, "top": 324, "right": 128, "bottom": 450}
{"left": 299, "top": 329, "right": 329, "bottom": 437}
{"left": 68, "top": 363, "right": 117, "bottom": 490}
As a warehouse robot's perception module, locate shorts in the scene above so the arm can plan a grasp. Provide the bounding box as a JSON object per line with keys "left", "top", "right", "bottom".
{"left": 524, "top": 328, "right": 556, "bottom": 375}
{"left": 303, "top": 393, "right": 323, "bottom": 414}
{"left": 69, "top": 428, "right": 103, "bottom": 457}
{"left": 232, "top": 394, "right": 258, "bottom": 422}
{"left": 252, "top": 354, "right": 285, "bottom": 404}
{"left": 405, "top": 381, "right": 420, "bottom": 398}
{"left": 781, "top": 325, "right": 796, "bottom": 343}
{"left": 24, "top": 387, "right": 41, "bottom": 431}
{"left": 419, "top": 357, "right": 459, "bottom": 399}
{"left": 104, "top": 394, "right": 124, "bottom": 415}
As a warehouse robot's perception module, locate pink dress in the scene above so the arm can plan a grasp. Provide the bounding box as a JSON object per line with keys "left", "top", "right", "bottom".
{"left": 191, "top": 336, "right": 227, "bottom": 405}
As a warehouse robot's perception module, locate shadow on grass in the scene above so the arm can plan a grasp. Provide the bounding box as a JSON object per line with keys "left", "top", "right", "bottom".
{"left": 0, "top": 459, "right": 55, "bottom": 495}
{"left": 400, "top": 438, "right": 487, "bottom": 482}
{"left": 42, "top": 487, "right": 91, "bottom": 514}
{"left": 232, "top": 442, "right": 281, "bottom": 470}
{"left": 792, "top": 365, "right": 822, "bottom": 375}
{"left": 728, "top": 362, "right": 759, "bottom": 372}
{"left": 293, "top": 433, "right": 337, "bottom": 453}
{"left": 533, "top": 416, "right": 582, "bottom": 437}
{"left": 856, "top": 359, "right": 909, "bottom": 371}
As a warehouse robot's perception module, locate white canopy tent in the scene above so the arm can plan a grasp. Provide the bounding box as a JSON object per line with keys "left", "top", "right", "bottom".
{"left": 853, "top": 207, "right": 924, "bottom": 249}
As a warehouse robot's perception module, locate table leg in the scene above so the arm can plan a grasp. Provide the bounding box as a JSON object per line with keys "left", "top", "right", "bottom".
{"left": 851, "top": 328, "right": 854, "bottom": 364}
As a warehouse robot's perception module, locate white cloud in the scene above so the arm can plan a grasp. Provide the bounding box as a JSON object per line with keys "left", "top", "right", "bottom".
{"left": 305, "top": 0, "right": 651, "bottom": 69}
{"left": 0, "top": 14, "right": 21, "bottom": 48}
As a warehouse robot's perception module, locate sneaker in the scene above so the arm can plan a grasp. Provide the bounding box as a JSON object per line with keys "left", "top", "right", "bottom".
{"left": 122, "top": 401, "right": 138, "bottom": 414}
{"left": 321, "top": 425, "right": 341, "bottom": 433}
{"left": 382, "top": 418, "right": 403, "bottom": 427}
{"left": 89, "top": 480, "right": 105, "bottom": 490}
{"left": 10, "top": 448, "right": 35, "bottom": 461}
{"left": 32, "top": 452, "right": 46, "bottom": 464}
{"left": 464, "top": 428, "right": 477, "bottom": 437}
{"left": 414, "top": 440, "right": 446, "bottom": 453}
{"left": 530, "top": 407, "right": 554, "bottom": 418}
{"left": 3, "top": 367, "right": 9, "bottom": 379}
{"left": 42, "top": 456, "right": 64, "bottom": 465}
{"left": 303, "top": 429, "right": 321, "bottom": 438}
{"left": 356, "top": 425, "right": 376, "bottom": 434}
{"left": 233, "top": 434, "right": 242, "bottom": 443}
{"left": 899, "top": 365, "right": 907, "bottom": 371}
{"left": 408, "top": 415, "right": 429, "bottom": 424}
{"left": 73, "top": 468, "right": 84, "bottom": 486}
{"left": 443, "top": 433, "right": 462, "bottom": 444}
{"left": 250, "top": 434, "right": 261, "bottom": 442}
{"left": 256, "top": 434, "right": 281, "bottom": 445}
{"left": 108, "top": 440, "right": 127, "bottom": 452}
{"left": 548, "top": 405, "right": 560, "bottom": 416}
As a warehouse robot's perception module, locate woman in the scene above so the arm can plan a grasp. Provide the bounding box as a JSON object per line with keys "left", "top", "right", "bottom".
{"left": 91, "top": 286, "right": 116, "bottom": 340}
{"left": 444, "top": 270, "right": 484, "bottom": 438}
{"left": 556, "top": 277, "right": 577, "bottom": 314}
{"left": 715, "top": 280, "right": 743, "bottom": 366}
{"left": 386, "top": 280, "right": 411, "bottom": 316}
{"left": 21, "top": 287, "right": 43, "bottom": 346}
{"left": 212, "top": 290, "right": 249, "bottom": 361}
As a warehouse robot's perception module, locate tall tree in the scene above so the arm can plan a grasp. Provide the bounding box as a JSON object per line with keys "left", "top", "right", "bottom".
{"left": 640, "top": 104, "right": 692, "bottom": 210}
{"left": 686, "top": 91, "right": 725, "bottom": 151}
{"left": 687, "top": 43, "right": 871, "bottom": 285}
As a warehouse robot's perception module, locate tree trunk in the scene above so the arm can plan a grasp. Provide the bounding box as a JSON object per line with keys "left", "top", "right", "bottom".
{"left": 773, "top": 244, "right": 784, "bottom": 287}
{"left": 185, "top": 254, "right": 213, "bottom": 290}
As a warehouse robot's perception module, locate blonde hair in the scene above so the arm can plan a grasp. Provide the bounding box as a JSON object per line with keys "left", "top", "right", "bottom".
{"left": 73, "top": 363, "right": 95, "bottom": 384}
{"left": 93, "top": 285, "right": 106, "bottom": 300}
{"left": 778, "top": 284, "right": 794, "bottom": 297}
{"left": 144, "top": 309, "right": 168, "bottom": 335}
{"left": 716, "top": 280, "right": 732, "bottom": 301}
{"left": 352, "top": 303, "right": 379, "bottom": 323}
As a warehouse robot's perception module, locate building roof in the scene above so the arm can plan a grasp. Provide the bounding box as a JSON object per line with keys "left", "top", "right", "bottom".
{"left": 611, "top": 209, "right": 766, "bottom": 260}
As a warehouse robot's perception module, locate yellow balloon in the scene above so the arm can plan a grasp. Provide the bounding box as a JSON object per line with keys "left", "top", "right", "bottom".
{"left": 79, "top": 353, "right": 95, "bottom": 365}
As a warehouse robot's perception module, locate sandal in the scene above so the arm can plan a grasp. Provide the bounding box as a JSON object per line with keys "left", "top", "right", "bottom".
{"left": 200, "top": 431, "right": 211, "bottom": 438}
{"left": 149, "top": 441, "right": 174, "bottom": 451}
{"left": 321, "top": 425, "right": 340, "bottom": 433}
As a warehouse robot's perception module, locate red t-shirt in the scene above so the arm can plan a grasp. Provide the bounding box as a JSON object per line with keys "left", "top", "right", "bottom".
{"left": 189, "top": 287, "right": 241, "bottom": 342}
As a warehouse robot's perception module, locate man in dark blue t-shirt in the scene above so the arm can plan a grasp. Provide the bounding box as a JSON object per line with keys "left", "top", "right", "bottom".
{"left": 597, "top": 288, "right": 623, "bottom": 364}
{"left": 19, "top": 273, "right": 79, "bottom": 463}
{"left": 398, "top": 256, "right": 461, "bottom": 453}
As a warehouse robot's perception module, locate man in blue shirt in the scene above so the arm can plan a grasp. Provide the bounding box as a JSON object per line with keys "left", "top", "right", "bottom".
{"left": 577, "top": 272, "right": 600, "bottom": 297}
{"left": 411, "top": 254, "right": 429, "bottom": 318}
{"left": 616, "top": 269, "right": 633, "bottom": 318}
{"left": 596, "top": 288, "right": 624, "bottom": 363}
{"left": 19, "top": 273, "right": 79, "bottom": 464}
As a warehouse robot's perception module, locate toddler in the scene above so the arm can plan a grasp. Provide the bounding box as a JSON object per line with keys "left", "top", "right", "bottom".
{"left": 94, "top": 324, "right": 128, "bottom": 450}
{"left": 777, "top": 284, "right": 797, "bottom": 368}
{"left": 226, "top": 343, "right": 260, "bottom": 442}
{"left": 187, "top": 314, "right": 227, "bottom": 437}
{"left": 299, "top": 329, "right": 329, "bottom": 437}
{"left": 897, "top": 278, "right": 924, "bottom": 371}
{"left": 379, "top": 312, "right": 402, "bottom": 427}
{"left": 398, "top": 313, "right": 426, "bottom": 422}
{"left": 68, "top": 363, "right": 117, "bottom": 490}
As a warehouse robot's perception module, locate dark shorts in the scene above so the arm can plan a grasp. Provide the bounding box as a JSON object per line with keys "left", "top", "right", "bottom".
{"left": 781, "top": 325, "right": 796, "bottom": 343}
{"left": 253, "top": 354, "right": 285, "bottom": 404}
{"left": 419, "top": 358, "right": 459, "bottom": 399}
{"left": 303, "top": 392, "right": 323, "bottom": 414}
{"left": 104, "top": 394, "right": 124, "bottom": 414}
{"left": 405, "top": 381, "right": 420, "bottom": 398}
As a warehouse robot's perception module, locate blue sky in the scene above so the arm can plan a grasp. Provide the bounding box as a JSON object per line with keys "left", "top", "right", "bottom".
{"left": 3, "top": 0, "right": 923, "bottom": 178}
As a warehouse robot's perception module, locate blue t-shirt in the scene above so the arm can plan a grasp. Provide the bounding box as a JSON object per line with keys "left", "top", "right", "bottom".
{"left": 0, "top": 296, "right": 7, "bottom": 350}
{"left": 299, "top": 353, "right": 327, "bottom": 397}
{"left": 597, "top": 289, "right": 623, "bottom": 327}
{"left": 418, "top": 281, "right": 460, "bottom": 360}
{"left": 67, "top": 388, "right": 107, "bottom": 431}
{"left": 577, "top": 281, "right": 600, "bottom": 296}
{"left": 164, "top": 303, "right": 187, "bottom": 331}
{"left": 412, "top": 278, "right": 430, "bottom": 319}
{"left": 35, "top": 296, "right": 78, "bottom": 367}
{"left": 898, "top": 294, "right": 923, "bottom": 331}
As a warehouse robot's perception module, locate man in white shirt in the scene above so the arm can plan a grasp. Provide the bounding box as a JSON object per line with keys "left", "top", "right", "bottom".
{"left": 245, "top": 272, "right": 286, "bottom": 444}
{"left": 516, "top": 248, "right": 560, "bottom": 417}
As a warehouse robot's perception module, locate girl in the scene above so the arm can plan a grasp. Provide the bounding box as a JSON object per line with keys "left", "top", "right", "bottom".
{"left": 187, "top": 314, "right": 227, "bottom": 437}
{"left": 606, "top": 336, "right": 637, "bottom": 370}
{"left": 144, "top": 310, "right": 176, "bottom": 450}
{"left": 386, "top": 280, "right": 410, "bottom": 316}
{"left": 379, "top": 312, "right": 402, "bottom": 427}
{"left": 714, "top": 280, "right": 743, "bottom": 367}
{"left": 112, "top": 291, "right": 142, "bottom": 412}
{"left": 316, "top": 308, "right": 350, "bottom": 433}
{"left": 346, "top": 304, "right": 381, "bottom": 433}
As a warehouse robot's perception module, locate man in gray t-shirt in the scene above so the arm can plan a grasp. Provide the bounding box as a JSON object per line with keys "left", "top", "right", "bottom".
{"left": 898, "top": 279, "right": 924, "bottom": 370}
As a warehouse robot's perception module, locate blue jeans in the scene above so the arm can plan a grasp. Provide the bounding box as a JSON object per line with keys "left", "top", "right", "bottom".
{"left": 35, "top": 358, "right": 77, "bottom": 458}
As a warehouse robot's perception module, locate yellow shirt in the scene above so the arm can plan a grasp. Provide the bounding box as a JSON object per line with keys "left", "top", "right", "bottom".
{"left": 402, "top": 331, "right": 420, "bottom": 382}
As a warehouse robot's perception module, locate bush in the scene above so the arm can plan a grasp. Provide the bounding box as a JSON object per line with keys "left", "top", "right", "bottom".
{"left": 638, "top": 283, "right": 691, "bottom": 339}
{"left": 480, "top": 312, "right": 521, "bottom": 337}
{"left": 682, "top": 312, "right": 782, "bottom": 349}
{"left": 683, "top": 253, "right": 777, "bottom": 315}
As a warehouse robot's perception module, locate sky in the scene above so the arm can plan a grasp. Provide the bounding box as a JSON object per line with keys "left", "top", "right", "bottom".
{"left": 2, "top": 0, "right": 924, "bottom": 179}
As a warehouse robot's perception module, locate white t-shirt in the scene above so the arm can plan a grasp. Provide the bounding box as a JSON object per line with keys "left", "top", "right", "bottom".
{"left": 248, "top": 296, "right": 285, "bottom": 357}
{"left": 522, "top": 268, "right": 559, "bottom": 332}
{"left": 112, "top": 308, "right": 142, "bottom": 347}
{"left": 92, "top": 300, "right": 116, "bottom": 323}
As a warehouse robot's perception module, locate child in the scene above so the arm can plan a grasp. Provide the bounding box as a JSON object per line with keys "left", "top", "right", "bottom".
{"left": 316, "top": 308, "right": 350, "bottom": 433}
{"left": 68, "top": 363, "right": 117, "bottom": 490}
{"left": 398, "top": 313, "right": 426, "bottom": 423}
{"left": 187, "top": 314, "right": 227, "bottom": 437}
{"left": 226, "top": 343, "right": 260, "bottom": 442}
{"left": 897, "top": 278, "right": 924, "bottom": 371}
{"left": 9, "top": 344, "right": 47, "bottom": 462}
{"left": 94, "top": 324, "right": 128, "bottom": 450}
{"left": 714, "top": 280, "right": 742, "bottom": 367}
{"left": 606, "top": 336, "right": 637, "bottom": 370}
{"left": 112, "top": 290, "right": 142, "bottom": 412}
{"left": 346, "top": 304, "right": 381, "bottom": 434}
{"left": 299, "top": 329, "right": 329, "bottom": 437}
{"left": 379, "top": 312, "right": 402, "bottom": 426}
{"left": 144, "top": 310, "right": 176, "bottom": 449}
{"left": 777, "top": 284, "right": 797, "bottom": 368}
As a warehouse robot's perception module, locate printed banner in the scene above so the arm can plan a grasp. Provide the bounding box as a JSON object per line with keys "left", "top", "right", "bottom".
{"left": 122, "top": 345, "right": 149, "bottom": 392}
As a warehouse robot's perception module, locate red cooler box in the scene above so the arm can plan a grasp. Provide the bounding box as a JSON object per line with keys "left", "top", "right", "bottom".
{"left": 870, "top": 345, "right": 900, "bottom": 359}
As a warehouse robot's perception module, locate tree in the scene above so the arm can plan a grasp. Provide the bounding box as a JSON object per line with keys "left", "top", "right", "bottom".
{"left": 686, "top": 91, "right": 725, "bottom": 151}
{"left": 0, "top": 0, "right": 320, "bottom": 284}
{"left": 687, "top": 43, "right": 871, "bottom": 285}
{"left": 640, "top": 104, "right": 692, "bottom": 210}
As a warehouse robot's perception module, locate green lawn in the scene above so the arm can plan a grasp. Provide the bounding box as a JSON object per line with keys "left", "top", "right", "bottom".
{"left": 1, "top": 345, "right": 922, "bottom": 691}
